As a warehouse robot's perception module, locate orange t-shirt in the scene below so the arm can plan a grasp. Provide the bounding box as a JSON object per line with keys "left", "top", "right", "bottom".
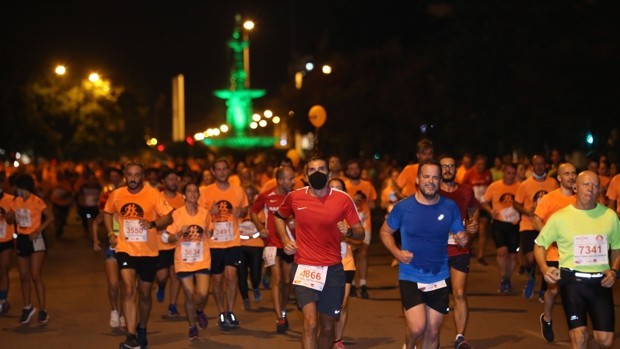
{"left": 344, "top": 179, "right": 377, "bottom": 233}
{"left": 515, "top": 177, "right": 558, "bottom": 232}
{"left": 166, "top": 206, "right": 212, "bottom": 272}
{"left": 534, "top": 189, "right": 575, "bottom": 261}
{"left": 606, "top": 174, "right": 620, "bottom": 214}
{"left": 158, "top": 191, "right": 186, "bottom": 251}
{"left": 12, "top": 194, "right": 47, "bottom": 235}
{"left": 0, "top": 193, "right": 16, "bottom": 242}
{"left": 104, "top": 186, "right": 173, "bottom": 257}
{"left": 483, "top": 180, "right": 521, "bottom": 224}
{"left": 341, "top": 242, "right": 356, "bottom": 271}
{"left": 199, "top": 184, "right": 249, "bottom": 249}
{"left": 396, "top": 163, "right": 419, "bottom": 197}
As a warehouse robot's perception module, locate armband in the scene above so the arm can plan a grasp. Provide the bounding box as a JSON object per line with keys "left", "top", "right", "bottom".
{"left": 161, "top": 232, "right": 170, "bottom": 244}
{"left": 149, "top": 221, "right": 156, "bottom": 229}
{"left": 613, "top": 269, "right": 620, "bottom": 279}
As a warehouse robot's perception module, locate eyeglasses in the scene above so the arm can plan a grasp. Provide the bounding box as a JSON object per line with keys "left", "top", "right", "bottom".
{"left": 440, "top": 164, "right": 456, "bottom": 169}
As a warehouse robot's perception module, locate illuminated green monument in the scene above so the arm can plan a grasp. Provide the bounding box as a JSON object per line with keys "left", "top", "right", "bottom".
{"left": 204, "top": 15, "right": 275, "bottom": 148}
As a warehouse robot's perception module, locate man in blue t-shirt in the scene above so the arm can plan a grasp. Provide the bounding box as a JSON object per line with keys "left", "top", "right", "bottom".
{"left": 381, "top": 159, "right": 468, "bottom": 349}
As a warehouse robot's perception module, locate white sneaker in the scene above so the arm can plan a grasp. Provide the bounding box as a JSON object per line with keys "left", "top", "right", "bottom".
{"left": 119, "top": 314, "right": 126, "bottom": 328}
{"left": 109, "top": 310, "right": 120, "bottom": 328}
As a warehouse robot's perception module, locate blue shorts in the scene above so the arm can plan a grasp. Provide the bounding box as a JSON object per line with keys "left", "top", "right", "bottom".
{"left": 292, "top": 263, "right": 345, "bottom": 318}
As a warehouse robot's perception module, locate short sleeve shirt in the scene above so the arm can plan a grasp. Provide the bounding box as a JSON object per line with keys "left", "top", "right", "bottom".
{"left": 166, "top": 206, "right": 212, "bottom": 272}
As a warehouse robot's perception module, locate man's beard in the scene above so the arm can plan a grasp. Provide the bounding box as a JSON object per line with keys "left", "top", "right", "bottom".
{"left": 419, "top": 185, "right": 438, "bottom": 199}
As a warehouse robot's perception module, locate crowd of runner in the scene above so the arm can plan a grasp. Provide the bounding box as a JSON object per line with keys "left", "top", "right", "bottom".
{"left": 0, "top": 140, "right": 619, "bottom": 349}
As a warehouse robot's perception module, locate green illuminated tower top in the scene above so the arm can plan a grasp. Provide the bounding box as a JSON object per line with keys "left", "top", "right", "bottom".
{"left": 209, "top": 15, "right": 274, "bottom": 148}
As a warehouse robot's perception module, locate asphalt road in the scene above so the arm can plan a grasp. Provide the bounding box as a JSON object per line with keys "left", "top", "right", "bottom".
{"left": 1, "top": 211, "right": 619, "bottom": 349}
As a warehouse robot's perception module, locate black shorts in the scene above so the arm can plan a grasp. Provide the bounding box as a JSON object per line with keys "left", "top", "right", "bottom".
{"left": 492, "top": 220, "right": 520, "bottom": 253}
{"left": 157, "top": 249, "right": 175, "bottom": 270}
{"left": 292, "top": 263, "right": 345, "bottom": 318}
{"left": 399, "top": 279, "right": 450, "bottom": 315}
{"left": 177, "top": 268, "right": 210, "bottom": 279}
{"left": 559, "top": 268, "right": 614, "bottom": 332}
{"left": 16, "top": 233, "right": 47, "bottom": 257}
{"left": 345, "top": 270, "right": 355, "bottom": 284}
{"left": 0, "top": 240, "right": 14, "bottom": 253}
{"left": 116, "top": 252, "right": 158, "bottom": 283}
{"left": 519, "top": 230, "right": 538, "bottom": 254}
{"left": 276, "top": 248, "right": 295, "bottom": 263}
{"left": 210, "top": 246, "right": 242, "bottom": 274}
{"left": 448, "top": 254, "right": 470, "bottom": 273}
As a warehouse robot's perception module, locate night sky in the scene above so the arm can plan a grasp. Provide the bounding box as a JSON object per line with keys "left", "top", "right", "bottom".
{"left": 1, "top": 1, "right": 423, "bottom": 130}
{"left": 3, "top": 1, "right": 620, "bottom": 162}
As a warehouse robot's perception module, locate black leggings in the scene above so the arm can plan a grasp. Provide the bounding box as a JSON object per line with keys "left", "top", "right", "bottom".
{"left": 237, "top": 246, "right": 263, "bottom": 299}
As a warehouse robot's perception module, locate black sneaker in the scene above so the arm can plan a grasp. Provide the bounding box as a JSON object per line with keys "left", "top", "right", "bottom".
{"left": 37, "top": 309, "right": 49, "bottom": 325}
{"left": 188, "top": 326, "right": 199, "bottom": 340}
{"left": 540, "top": 313, "right": 554, "bottom": 342}
{"left": 276, "top": 317, "right": 288, "bottom": 334}
{"left": 226, "top": 312, "right": 240, "bottom": 329}
{"left": 455, "top": 335, "right": 472, "bottom": 349}
{"left": 360, "top": 285, "right": 369, "bottom": 299}
{"left": 218, "top": 312, "right": 231, "bottom": 331}
{"left": 350, "top": 286, "right": 358, "bottom": 298}
{"left": 119, "top": 334, "right": 141, "bottom": 349}
{"left": 19, "top": 305, "right": 36, "bottom": 324}
{"left": 136, "top": 326, "right": 148, "bottom": 348}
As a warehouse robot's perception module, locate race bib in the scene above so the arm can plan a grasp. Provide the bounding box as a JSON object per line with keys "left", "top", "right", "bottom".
{"left": 500, "top": 206, "right": 520, "bottom": 224}
{"left": 181, "top": 241, "right": 203, "bottom": 263}
{"left": 573, "top": 235, "right": 608, "bottom": 266}
{"left": 417, "top": 279, "right": 447, "bottom": 292}
{"left": 212, "top": 221, "right": 234, "bottom": 242}
{"left": 341, "top": 242, "right": 348, "bottom": 259}
{"left": 293, "top": 264, "right": 327, "bottom": 291}
{"left": 263, "top": 246, "right": 277, "bottom": 267}
{"left": 15, "top": 208, "right": 32, "bottom": 228}
{"left": 239, "top": 220, "right": 258, "bottom": 238}
{"left": 123, "top": 219, "right": 147, "bottom": 242}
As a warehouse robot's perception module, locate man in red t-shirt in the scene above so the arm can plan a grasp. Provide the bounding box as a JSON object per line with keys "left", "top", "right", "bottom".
{"left": 275, "top": 157, "right": 364, "bottom": 349}
{"left": 250, "top": 166, "right": 296, "bottom": 333}
{"left": 462, "top": 154, "right": 493, "bottom": 266}
{"left": 438, "top": 155, "right": 479, "bottom": 349}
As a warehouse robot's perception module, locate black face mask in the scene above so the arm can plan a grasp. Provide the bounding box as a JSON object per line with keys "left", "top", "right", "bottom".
{"left": 308, "top": 171, "right": 328, "bottom": 189}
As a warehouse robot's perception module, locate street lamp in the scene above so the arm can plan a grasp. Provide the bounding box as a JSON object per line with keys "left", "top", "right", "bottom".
{"left": 243, "top": 19, "right": 254, "bottom": 88}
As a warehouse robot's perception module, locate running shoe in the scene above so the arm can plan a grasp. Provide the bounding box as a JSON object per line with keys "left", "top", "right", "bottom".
{"left": 19, "top": 305, "right": 36, "bottom": 324}
{"left": 497, "top": 279, "right": 508, "bottom": 293}
{"left": 168, "top": 304, "right": 180, "bottom": 317}
{"left": 218, "top": 312, "right": 231, "bottom": 330}
{"left": 523, "top": 277, "right": 535, "bottom": 299}
{"left": 540, "top": 313, "right": 554, "bottom": 342}
{"left": 253, "top": 288, "right": 262, "bottom": 302}
{"left": 196, "top": 311, "right": 208, "bottom": 330}
{"left": 110, "top": 310, "right": 121, "bottom": 328}
{"left": 226, "top": 312, "right": 240, "bottom": 329}
{"left": 188, "top": 326, "right": 199, "bottom": 340}
{"left": 38, "top": 309, "right": 49, "bottom": 325}
{"left": 119, "top": 334, "right": 140, "bottom": 349}
{"left": 360, "top": 285, "right": 369, "bottom": 299}
{"left": 0, "top": 301, "right": 11, "bottom": 314}
{"left": 262, "top": 272, "right": 271, "bottom": 290}
{"left": 333, "top": 339, "right": 346, "bottom": 349}
{"left": 538, "top": 290, "right": 545, "bottom": 303}
{"left": 455, "top": 335, "right": 472, "bottom": 349}
{"left": 350, "top": 285, "right": 358, "bottom": 298}
{"left": 242, "top": 298, "right": 250, "bottom": 310}
{"left": 136, "top": 326, "right": 148, "bottom": 349}
{"left": 276, "top": 317, "right": 288, "bottom": 334}
{"left": 156, "top": 285, "right": 165, "bottom": 303}
{"left": 119, "top": 314, "right": 127, "bottom": 328}
{"left": 505, "top": 279, "right": 513, "bottom": 293}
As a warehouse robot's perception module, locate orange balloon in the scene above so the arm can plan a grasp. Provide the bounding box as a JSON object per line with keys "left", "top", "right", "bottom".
{"left": 308, "top": 105, "right": 327, "bottom": 128}
{"left": 286, "top": 149, "right": 301, "bottom": 168}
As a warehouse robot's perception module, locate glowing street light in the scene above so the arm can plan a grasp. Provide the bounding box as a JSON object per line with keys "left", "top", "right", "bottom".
{"left": 55, "top": 65, "right": 67, "bottom": 76}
